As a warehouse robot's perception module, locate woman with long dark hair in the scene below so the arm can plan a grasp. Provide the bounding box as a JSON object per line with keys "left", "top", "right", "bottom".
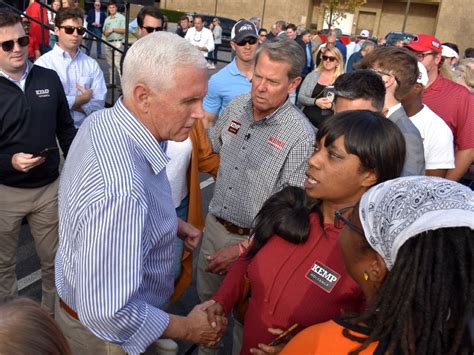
{"left": 206, "top": 110, "right": 407, "bottom": 354}
{"left": 282, "top": 176, "right": 474, "bottom": 354}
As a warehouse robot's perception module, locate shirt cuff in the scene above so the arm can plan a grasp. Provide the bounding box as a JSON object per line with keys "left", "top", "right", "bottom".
{"left": 66, "top": 95, "right": 76, "bottom": 109}
{"left": 121, "top": 305, "right": 170, "bottom": 354}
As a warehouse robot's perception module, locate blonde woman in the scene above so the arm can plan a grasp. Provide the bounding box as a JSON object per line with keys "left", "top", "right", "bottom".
{"left": 297, "top": 46, "right": 344, "bottom": 129}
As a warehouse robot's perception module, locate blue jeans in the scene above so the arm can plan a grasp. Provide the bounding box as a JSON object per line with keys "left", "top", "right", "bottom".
{"left": 86, "top": 27, "right": 103, "bottom": 57}
{"left": 173, "top": 196, "right": 189, "bottom": 280}
{"left": 208, "top": 44, "right": 220, "bottom": 64}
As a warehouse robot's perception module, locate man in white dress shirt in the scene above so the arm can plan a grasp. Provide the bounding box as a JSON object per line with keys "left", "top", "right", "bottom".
{"left": 35, "top": 7, "right": 106, "bottom": 128}
{"left": 185, "top": 15, "right": 214, "bottom": 68}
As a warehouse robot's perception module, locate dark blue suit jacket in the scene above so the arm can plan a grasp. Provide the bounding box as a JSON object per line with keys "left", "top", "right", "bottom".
{"left": 86, "top": 9, "right": 106, "bottom": 31}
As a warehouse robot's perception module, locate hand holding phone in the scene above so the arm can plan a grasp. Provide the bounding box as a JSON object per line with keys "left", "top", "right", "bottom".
{"left": 33, "top": 147, "right": 59, "bottom": 158}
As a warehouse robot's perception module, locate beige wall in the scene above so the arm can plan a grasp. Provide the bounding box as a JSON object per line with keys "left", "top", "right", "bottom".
{"left": 435, "top": 0, "right": 472, "bottom": 57}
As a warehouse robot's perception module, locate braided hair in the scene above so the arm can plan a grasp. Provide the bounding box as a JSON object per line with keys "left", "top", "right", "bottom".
{"left": 343, "top": 227, "right": 474, "bottom": 354}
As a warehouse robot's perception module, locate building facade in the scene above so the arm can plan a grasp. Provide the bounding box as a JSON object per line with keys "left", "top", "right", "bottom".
{"left": 161, "top": 0, "right": 472, "bottom": 56}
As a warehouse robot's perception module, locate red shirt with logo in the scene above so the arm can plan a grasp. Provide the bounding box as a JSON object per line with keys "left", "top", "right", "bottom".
{"left": 422, "top": 74, "right": 474, "bottom": 150}
{"left": 212, "top": 213, "right": 365, "bottom": 355}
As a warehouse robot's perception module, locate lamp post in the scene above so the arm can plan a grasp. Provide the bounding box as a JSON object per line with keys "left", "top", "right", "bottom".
{"left": 402, "top": 0, "right": 411, "bottom": 32}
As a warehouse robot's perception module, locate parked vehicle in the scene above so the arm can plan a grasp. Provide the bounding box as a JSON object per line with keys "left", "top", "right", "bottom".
{"left": 384, "top": 31, "right": 415, "bottom": 46}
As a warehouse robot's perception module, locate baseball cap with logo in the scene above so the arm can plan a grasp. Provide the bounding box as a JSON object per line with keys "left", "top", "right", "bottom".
{"left": 416, "top": 62, "right": 428, "bottom": 87}
{"left": 406, "top": 34, "right": 441, "bottom": 53}
{"left": 231, "top": 19, "right": 258, "bottom": 43}
{"left": 359, "top": 29, "right": 370, "bottom": 38}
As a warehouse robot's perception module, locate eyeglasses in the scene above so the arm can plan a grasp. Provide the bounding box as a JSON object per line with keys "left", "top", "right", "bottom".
{"left": 59, "top": 25, "right": 86, "bottom": 35}
{"left": 94, "top": 3, "right": 101, "bottom": 6}
{"left": 0, "top": 35, "right": 29, "bottom": 52}
{"left": 143, "top": 26, "right": 163, "bottom": 33}
{"left": 370, "top": 68, "right": 400, "bottom": 85}
{"left": 334, "top": 206, "right": 365, "bottom": 236}
{"left": 414, "top": 51, "right": 437, "bottom": 61}
{"left": 235, "top": 37, "right": 258, "bottom": 46}
{"left": 259, "top": 34, "right": 267, "bottom": 37}
{"left": 322, "top": 55, "right": 337, "bottom": 62}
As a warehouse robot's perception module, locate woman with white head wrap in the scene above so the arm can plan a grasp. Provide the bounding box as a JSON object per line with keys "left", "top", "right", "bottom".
{"left": 283, "top": 176, "right": 474, "bottom": 354}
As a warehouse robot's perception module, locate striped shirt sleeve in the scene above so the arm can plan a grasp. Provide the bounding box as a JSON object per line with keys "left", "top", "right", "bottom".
{"left": 76, "top": 195, "right": 170, "bottom": 354}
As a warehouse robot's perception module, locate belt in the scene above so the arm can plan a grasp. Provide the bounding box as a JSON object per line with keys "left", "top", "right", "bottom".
{"left": 59, "top": 298, "right": 79, "bottom": 320}
{"left": 215, "top": 216, "right": 250, "bottom": 236}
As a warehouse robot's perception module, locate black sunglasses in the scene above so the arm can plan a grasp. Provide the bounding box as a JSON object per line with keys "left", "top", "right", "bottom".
{"left": 334, "top": 206, "right": 365, "bottom": 236}
{"left": 235, "top": 37, "right": 257, "bottom": 46}
{"left": 143, "top": 26, "right": 163, "bottom": 33}
{"left": 322, "top": 55, "right": 337, "bottom": 62}
{"left": 0, "top": 35, "right": 29, "bottom": 52}
{"left": 59, "top": 25, "right": 86, "bottom": 36}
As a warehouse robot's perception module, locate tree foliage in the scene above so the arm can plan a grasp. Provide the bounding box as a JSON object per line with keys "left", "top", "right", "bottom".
{"left": 321, "top": 0, "right": 366, "bottom": 28}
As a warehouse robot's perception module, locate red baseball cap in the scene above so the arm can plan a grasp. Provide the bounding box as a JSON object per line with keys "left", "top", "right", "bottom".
{"left": 406, "top": 34, "right": 441, "bottom": 53}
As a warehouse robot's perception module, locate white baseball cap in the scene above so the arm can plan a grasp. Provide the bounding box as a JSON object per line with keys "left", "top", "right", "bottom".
{"left": 359, "top": 29, "right": 369, "bottom": 38}
{"left": 417, "top": 62, "right": 429, "bottom": 87}
{"left": 442, "top": 45, "right": 458, "bottom": 58}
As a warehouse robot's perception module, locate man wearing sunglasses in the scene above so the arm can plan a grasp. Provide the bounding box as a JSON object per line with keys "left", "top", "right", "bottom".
{"left": 184, "top": 15, "right": 214, "bottom": 63}
{"left": 135, "top": 6, "right": 164, "bottom": 39}
{"left": 103, "top": 0, "right": 125, "bottom": 87}
{"left": 0, "top": 9, "right": 76, "bottom": 316}
{"left": 203, "top": 19, "right": 258, "bottom": 128}
{"left": 35, "top": 7, "right": 106, "bottom": 128}
{"left": 406, "top": 34, "right": 474, "bottom": 182}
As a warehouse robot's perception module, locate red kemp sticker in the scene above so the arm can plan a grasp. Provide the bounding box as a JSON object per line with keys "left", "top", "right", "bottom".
{"left": 228, "top": 120, "right": 242, "bottom": 134}
{"left": 268, "top": 136, "right": 285, "bottom": 149}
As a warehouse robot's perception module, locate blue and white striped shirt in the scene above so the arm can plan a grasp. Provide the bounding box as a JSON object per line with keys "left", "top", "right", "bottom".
{"left": 56, "top": 98, "right": 177, "bottom": 354}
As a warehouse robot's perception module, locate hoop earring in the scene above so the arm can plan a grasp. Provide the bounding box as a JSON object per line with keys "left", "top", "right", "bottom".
{"left": 363, "top": 271, "right": 369, "bottom": 281}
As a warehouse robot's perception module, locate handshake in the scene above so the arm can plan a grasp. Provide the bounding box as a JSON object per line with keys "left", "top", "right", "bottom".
{"left": 179, "top": 300, "right": 228, "bottom": 347}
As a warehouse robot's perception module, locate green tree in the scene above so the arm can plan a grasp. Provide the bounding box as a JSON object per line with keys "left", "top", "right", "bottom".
{"left": 321, "top": 0, "right": 366, "bottom": 29}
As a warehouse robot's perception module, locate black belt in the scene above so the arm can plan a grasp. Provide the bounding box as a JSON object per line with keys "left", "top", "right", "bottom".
{"left": 215, "top": 216, "right": 250, "bottom": 236}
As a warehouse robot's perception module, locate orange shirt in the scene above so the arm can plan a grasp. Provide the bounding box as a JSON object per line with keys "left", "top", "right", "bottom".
{"left": 281, "top": 319, "right": 379, "bottom": 355}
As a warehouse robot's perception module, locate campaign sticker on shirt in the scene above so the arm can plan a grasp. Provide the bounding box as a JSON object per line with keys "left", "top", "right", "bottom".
{"left": 228, "top": 120, "right": 242, "bottom": 134}
{"left": 35, "top": 89, "right": 50, "bottom": 98}
{"left": 305, "top": 261, "right": 341, "bottom": 293}
{"left": 268, "top": 136, "right": 285, "bottom": 150}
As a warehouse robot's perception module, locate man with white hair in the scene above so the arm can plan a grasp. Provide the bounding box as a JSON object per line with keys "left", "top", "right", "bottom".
{"left": 55, "top": 32, "right": 225, "bottom": 354}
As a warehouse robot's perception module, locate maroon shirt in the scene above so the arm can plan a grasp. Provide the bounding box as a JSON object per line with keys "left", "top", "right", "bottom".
{"left": 422, "top": 74, "right": 474, "bottom": 150}
{"left": 213, "top": 213, "right": 365, "bottom": 354}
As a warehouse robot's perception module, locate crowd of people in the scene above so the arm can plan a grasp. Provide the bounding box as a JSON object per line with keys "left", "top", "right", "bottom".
{"left": 0, "top": 1, "right": 473, "bottom": 354}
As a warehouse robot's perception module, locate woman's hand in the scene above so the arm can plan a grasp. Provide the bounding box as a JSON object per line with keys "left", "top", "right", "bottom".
{"left": 249, "top": 328, "right": 289, "bottom": 354}
{"left": 315, "top": 97, "right": 332, "bottom": 109}
{"left": 205, "top": 301, "right": 227, "bottom": 339}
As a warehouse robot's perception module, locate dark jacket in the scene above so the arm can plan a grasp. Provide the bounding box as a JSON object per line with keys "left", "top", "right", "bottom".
{"left": 0, "top": 65, "right": 76, "bottom": 188}
{"left": 86, "top": 9, "right": 106, "bottom": 31}
{"left": 296, "top": 36, "right": 314, "bottom": 77}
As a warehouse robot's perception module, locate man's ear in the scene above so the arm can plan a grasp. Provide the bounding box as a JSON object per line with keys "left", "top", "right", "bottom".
{"left": 132, "top": 83, "right": 151, "bottom": 114}
{"left": 288, "top": 76, "right": 302, "bottom": 94}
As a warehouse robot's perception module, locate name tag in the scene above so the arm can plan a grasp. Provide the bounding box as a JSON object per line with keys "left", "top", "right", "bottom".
{"left": 227, "top": 120, "right": 241, "bottom": 134}
{"left": 305, "top": 261, "right": 340, "bottom": 293}
{"left": 35, "top": 89, "right": 50, "bottom": 98}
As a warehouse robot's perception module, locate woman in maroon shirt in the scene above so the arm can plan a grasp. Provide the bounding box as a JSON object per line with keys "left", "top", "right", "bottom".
{"left": 206, "top": 110, "right": 406, "bottom": 354}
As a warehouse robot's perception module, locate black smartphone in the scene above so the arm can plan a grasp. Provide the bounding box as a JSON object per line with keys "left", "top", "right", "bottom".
{"left": 323, "top": 85, "right": 335, "bottom": 103}
{"left": 33, "top": 147, "right": 59, "bottom": 158}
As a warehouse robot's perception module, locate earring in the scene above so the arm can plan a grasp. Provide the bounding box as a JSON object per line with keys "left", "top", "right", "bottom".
{"left": 363, "top": 271, "right": 369, "bottom": 281}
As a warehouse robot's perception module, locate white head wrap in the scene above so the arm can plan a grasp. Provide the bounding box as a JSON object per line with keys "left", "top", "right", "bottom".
{"left": 359, "top": 176, "right": 474, "bottom": 270}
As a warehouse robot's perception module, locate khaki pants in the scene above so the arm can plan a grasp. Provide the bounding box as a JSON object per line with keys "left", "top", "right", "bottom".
{"left": 105, "top": 40, "right": 123, "bottom": 85}
{"left": 0, "top": 179, "right": 59, "bottom": 314}
{"left": 196, "top": 214, "right": 247, "bottom": 355}
{"left": 55, "top": 297, "right": 179, "bottom": 355}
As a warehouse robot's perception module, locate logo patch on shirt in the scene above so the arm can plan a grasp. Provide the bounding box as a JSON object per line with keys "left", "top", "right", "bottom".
{"left": 35, "top": 89, "right": 50, "bottom": 98}
{"left": 227, "top": 120, "right": 241, "bottom": 134}
{"left": 306, "top": 261, "right": 341, "bottom": 293}
{"left": 268, "top": 136, "right": 285, "bottom": 149}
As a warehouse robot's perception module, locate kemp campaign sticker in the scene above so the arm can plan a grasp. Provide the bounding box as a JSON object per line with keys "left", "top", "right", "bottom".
{"left": 228, "top": 120, "right": 241, "bottom": 134}
{"left": 306, "top": 261, "right": 341, "bottom": 293}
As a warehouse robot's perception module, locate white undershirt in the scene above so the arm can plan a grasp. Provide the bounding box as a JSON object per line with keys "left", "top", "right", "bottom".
{"left": 165, "top": 138, "right": 192, "bottom": 208}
